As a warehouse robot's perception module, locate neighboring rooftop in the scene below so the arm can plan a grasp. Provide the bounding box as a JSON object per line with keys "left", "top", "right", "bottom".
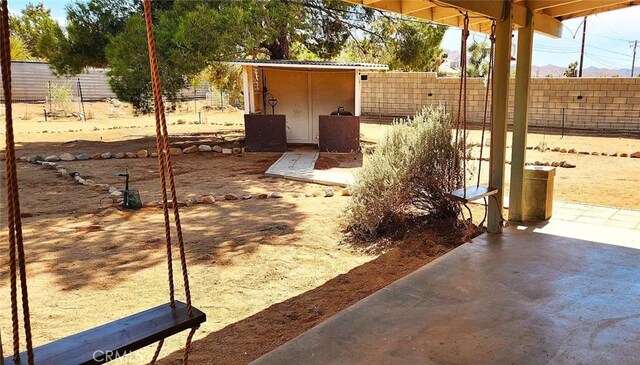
{"left": 230, "top": 59, "right": 389, "bottom": 70}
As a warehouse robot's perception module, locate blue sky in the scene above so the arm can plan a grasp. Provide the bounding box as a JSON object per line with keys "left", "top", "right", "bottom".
{"left": 9, "top": 0, "right": 640, "bottom": 69}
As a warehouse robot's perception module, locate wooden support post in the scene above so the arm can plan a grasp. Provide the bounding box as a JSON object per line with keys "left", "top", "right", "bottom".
{"left": 509, "top": 8, "right": 534, "bottom": 222}
{"left": 488, "top": 0, "right": 513, "bottom": 233}
{"left": 242, "top": 66, "right": 251, "bottom": 113}
{"left": 1, "top": 329, "right": 4, "bottom": 365}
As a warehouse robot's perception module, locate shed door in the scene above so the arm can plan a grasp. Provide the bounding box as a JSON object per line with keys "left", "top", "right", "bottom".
{"left": 263, "top": 68, "right": 311, "bottom": 143}
{"left": 310, "top": 71, "right": 356, "bottom": 141}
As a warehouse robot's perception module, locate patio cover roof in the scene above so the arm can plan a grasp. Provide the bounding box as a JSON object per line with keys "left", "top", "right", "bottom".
{"left": 230, "top": 59, "right": 389, "bottom": 70}
{"left": 343, "top": 0, "right": 640, "bottom": 38}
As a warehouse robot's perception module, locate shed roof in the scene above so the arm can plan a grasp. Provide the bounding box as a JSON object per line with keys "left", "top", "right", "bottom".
{"left": 230, "top": 59, "right": 389, "bottom": 70}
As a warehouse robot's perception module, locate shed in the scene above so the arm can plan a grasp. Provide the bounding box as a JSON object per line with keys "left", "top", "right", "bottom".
{"left": 231, "top": 59, "right": 388, "bottom": 152}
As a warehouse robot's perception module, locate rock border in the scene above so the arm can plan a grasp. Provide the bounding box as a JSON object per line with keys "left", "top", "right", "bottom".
{"left": 13, "top": 145, "right": 245, "bottom": 163}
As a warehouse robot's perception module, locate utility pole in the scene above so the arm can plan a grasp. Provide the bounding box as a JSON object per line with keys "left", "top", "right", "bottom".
{"left": 578, "top": 16, "right": 587, "bottom": 77}
{"left": 631, "top": 40, "right": 638, "bottom": 77}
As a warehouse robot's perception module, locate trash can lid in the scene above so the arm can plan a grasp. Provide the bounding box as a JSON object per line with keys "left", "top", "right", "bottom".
{"left": 525, "top": 165, "right": 556, "bottom": 178}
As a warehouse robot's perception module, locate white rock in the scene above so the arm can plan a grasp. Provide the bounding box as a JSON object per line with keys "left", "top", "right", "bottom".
{"left": 270, "top": 192, "right": 283, "bottom": 199}
{"left": 183, "top": 145, "right": 198, "bottom": 154}
{"left": 198, "top": 145, "right": 212, "bottom": 152}
{"left": 222, "top": 148, "right": 233, "bottom": 155}
{"left": 137, "top": 150, "right": 148, "bottom": 158}
{"left": 101, "top": 152, "right": 113, "bottom": 159}
{"left": 114, "top": 152, "right": 125, "bottom": 159}
{"left": 324, "top": 188, "right": 334, "bottom": 197}
{"left": 44, "top": 155, "right": 60, "bottom": 162}
{"left": 95, "top": 184, "right": 110, "bottom": 193}
{"left": 212, "top": 145, "right": 223, "bottom": 153}
{"left": 110, "top": 191, "right": 123, "bottom": 197}
{"left": 59, "top": 152, "right": 75, "bottom": 161}
{"left": 170, "top": 147, "right": 182, "bottom": 156}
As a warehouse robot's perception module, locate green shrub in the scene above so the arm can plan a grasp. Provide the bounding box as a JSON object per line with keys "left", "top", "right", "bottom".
{"left": 347, "top": 106, "right": 461, "bottom": 239}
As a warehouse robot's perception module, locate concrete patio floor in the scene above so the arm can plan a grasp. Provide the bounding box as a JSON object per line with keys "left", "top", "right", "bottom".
{"left": 254, "top": 220, "right": 640, "bottom": 365}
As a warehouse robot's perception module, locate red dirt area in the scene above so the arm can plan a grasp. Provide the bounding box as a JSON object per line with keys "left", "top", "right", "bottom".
{"left": 315, "top": 152, "right": 363, "bottom": 170}
{"left": 158, "top": 218, "right": 466, "bottom": 364}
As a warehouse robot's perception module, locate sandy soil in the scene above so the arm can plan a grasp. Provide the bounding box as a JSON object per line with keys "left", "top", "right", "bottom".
{"left": 0, "top": 103, "right": 638, "bottom": 364}
{"left": 0, "top": 104, "right": 465, "bottom": 364}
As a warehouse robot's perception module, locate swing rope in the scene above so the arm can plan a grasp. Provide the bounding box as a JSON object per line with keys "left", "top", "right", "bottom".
{"left": 452, "top": 13, "right": 470, "bottom": 195}
{"left": 477, "top": 21, "right": 497, "bottom": 189}
{"left": 2, "top": 0, "right": 198, "bottom": 362}
{"left": 141, "top": 0, "right": 195, "bottom": 362}
{"left": 1, "top": 0, "right": 35, "bottom": 363}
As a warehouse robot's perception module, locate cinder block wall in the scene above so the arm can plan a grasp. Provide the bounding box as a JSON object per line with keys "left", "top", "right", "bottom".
{"left": 361, "top": 72, "right": 640, "bottom": 132}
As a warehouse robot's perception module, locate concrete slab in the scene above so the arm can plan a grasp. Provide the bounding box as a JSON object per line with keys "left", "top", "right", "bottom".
{"left": 254, "top": 221, "right": 640, "bottom": 365}
{"left": 265, "top": 151, "right": 355, "bottom": 187}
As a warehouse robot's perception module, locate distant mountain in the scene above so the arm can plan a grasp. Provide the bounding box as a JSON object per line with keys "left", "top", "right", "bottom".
{"left": 444, "top": 49, "right": 640, "bottom": 77}
{"left": 531, "top": 64, "right": 639, "bottom": 77}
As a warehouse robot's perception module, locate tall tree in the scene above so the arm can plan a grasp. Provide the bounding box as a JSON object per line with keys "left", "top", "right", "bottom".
{"left": 341, "top": 17, "right": 448, "bottom": 72}
{"left": 564, "top": 61, "right": 578, "bottom": 77}
{"left": 49, "top": 0, "right": 137, "bottom": 75}
{"left": 9, "top": 3, "right": 63, "bottom": 60}
{"left": 467, "top": 41, "right": 490, "bottom": 77}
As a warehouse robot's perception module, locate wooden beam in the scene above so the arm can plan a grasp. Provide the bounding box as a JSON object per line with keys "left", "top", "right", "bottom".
{"left": 513, "top": 4, "right": 563, "bottom": 38}
{"left": 410, "top": 7, "right": 459, "bottom": 22}
{"left": 361, "top": 0, "right": 404, "bottom": 12}
{"left": 488, "top": 0, "right": 513, "bottom": 233}
{"left": 435, "top": 0, "right": 505, "bottom": 19}
{"left": 400, "top": 0, "right": 437, "bottom": 14}
{"left": 525, "top": 0, "right": 580, "bottom": 10}
{"left": 554, "top": 1, "right": 640, "bottom": 20}
{"left": 509, "top": 8, "right": 534, "bottom": 222}
{"left": 543, "top": 0, "right": 632, "bottom": 17}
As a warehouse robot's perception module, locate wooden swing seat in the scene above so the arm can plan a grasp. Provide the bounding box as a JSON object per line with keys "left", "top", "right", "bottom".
{"left": 446, "top": 185, "right": 498, "bottom": 204}
{"left": 4, "top": 301, "right": 206, "bottom": 365}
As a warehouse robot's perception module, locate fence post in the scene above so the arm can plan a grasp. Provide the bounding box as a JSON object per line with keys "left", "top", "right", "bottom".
{"left": 1, "top": 329, "right": 4, "bottom": 365}
{"left": 77, "top": 78, "right": 86, "bottom": 121}
{"left": 193, "top": 86, "right": 197, "bottom": 114}
{"left": 47, "top": 80, "right": 52, "bottom": 113}
{"left": 561, "top": 107, "right": 565, "bottom": 139}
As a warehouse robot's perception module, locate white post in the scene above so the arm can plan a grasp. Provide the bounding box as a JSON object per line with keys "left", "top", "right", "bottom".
{"left": 488, "top": 0, "right": 513, "bottom": 233}
{"left": 242, "top": 66, "right": 251, "bottom": 113}
{"left": 509, "top": 8, "right": 534, "bottom": 222}
{"left": 354, "top": 71, "right": 362, "bottom": 116}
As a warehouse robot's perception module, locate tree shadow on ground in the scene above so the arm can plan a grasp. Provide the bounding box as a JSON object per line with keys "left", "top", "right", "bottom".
{"left": 0, "top": 138, "right": 308, "bottom": 292}
{"left": 157, "top": 219, "right": 466, "bottom": 365}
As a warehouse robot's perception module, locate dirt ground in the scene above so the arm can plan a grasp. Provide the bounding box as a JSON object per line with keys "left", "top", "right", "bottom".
{"left": 0, "top": 102, "right": 638, "bottom": 364}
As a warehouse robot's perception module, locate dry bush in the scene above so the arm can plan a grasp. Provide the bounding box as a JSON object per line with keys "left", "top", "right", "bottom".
{"left": 347, "top": 106, "right": 461, "bottom": 240}
{"left": 48, "top": 82, "right": 73, "bottom": 116}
